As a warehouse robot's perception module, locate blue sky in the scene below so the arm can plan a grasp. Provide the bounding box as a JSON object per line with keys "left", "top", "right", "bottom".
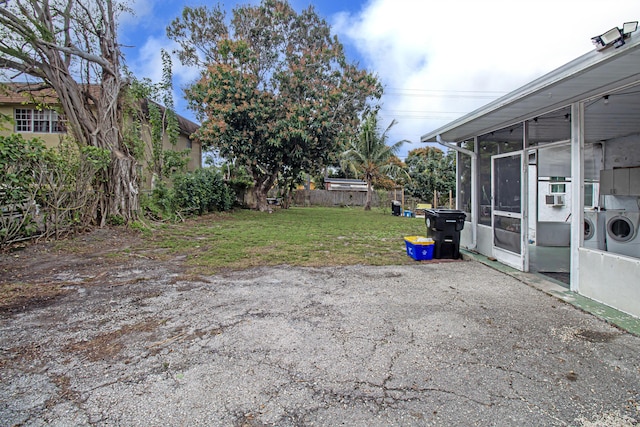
{"left": 120, "top": 0, "right": 640, "bottom": 160}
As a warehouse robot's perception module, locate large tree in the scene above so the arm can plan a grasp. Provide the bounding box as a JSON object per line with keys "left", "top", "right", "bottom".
{"left": 341, "top": 110, "right": 408, "bottom": 210}
{"left": 169, "top": 0, "right": 382, "bottom": 211}
{"left": 0, "top": 0, "right": 138, "bottom": 224}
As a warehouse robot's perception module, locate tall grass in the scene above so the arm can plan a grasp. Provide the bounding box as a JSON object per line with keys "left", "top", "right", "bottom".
{"left": 144, "top": 207, "right": 429, "bottom": 272}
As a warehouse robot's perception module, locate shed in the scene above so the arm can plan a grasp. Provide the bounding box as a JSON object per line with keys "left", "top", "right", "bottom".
{"left": 324, "top": 178, "right": 368, "bottom": 192}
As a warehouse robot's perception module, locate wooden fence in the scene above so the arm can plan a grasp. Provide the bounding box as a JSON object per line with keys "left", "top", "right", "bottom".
{"left": 291, "top": 189, "right": 425, "bottom": 210}
{"left": 293, "top": 190, "right": 375, "bottom": 207}
{"left": 237, "top": 188, "right": 448, "bottom": 211}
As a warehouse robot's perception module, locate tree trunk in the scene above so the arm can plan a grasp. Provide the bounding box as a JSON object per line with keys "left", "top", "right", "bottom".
{"left": 364, "top": 178, "right": 373, "bottom": 211}
{"left": 251, "top": 172, "right": 278, "bottom": 212}
{"left": 104, "top": 152, "right": 139, "bottom": 224}
{"left": 99, "top": 76, "right": 139, "bottom": 224}
{"left": 253, "top": 185, "right": 269, "bottom": 211}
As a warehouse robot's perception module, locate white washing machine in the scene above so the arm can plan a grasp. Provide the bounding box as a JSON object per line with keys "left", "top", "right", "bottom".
{"left": 583, "top": 210, "right": 606, "bottom": 250}
{"left": 605, "top": 210, "right": 640, "bottom": 258}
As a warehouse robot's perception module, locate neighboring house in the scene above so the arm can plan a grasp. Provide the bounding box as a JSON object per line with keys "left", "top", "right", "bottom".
{"left": 324, "top": 178, "right": 368, "bottom": 191}
{"left": 0, "top": 83, "right": 202, "bottom": 190}
{"left": 421, "top": 23, "right": 640, "bottom": 318}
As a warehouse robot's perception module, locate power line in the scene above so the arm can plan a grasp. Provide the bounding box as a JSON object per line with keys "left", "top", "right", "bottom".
{"left": 383, "top": 88, "right": 507, "bottom": 99}
{"left": 383, "top": 93, "right": 503, "bottom": 100}
{"left": 381, "top": 109, "right": 469, "bottom": 115}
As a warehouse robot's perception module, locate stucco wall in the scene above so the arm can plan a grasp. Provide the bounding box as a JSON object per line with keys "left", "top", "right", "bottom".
{"left": 0, "top": 104, "right": 69, "bottom": 147}
{"left": 578, "top": 248, "right": 640, "bottom": 318}
{"left": 2, "top": 103, "right": 202, "bottom": 191}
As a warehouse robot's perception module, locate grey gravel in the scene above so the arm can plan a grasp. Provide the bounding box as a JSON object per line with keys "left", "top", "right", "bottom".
{"left": 1, "top": 260, "right": 639, "bottom": 426}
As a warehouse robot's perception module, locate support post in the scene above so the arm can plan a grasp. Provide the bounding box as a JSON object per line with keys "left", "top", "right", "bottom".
{"left": 570, "top": 102, "right": 585, "bottom": 292}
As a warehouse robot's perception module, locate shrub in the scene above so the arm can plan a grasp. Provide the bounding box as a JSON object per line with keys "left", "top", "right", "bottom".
{"left": 142, "top": 168, "right": 235, "bottom": 221}
{"left": 37, "top": 142, "right": 109, "bottom": 237}
{"left": 141, "top": 181, "right": 175, "bottom": 221}
{"left": 1, "top": 135, "right": 109, "bottom": 247}
{"left": 173, "top": 168, "right": 234, "bottom": 215}
{"left": 0, "top": 135, "right": 45, "bottom": 245}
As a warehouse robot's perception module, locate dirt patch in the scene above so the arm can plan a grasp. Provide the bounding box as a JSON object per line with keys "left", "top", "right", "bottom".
{"left": 0, "top": 282, "right": 70, "bottom": 314}
{"left": 0, "top": 341, "right": 46, "bottom": 371}
{"left": 64, "top": 319, "right": 163, "bottom": 362}
{"left": 0, "top": 227, "right": 149, "bottom": 313}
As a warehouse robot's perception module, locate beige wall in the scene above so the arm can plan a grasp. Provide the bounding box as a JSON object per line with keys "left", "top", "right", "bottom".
{"left": 0, "top": 104, "right": 70, "bottom": 147}
{"left": 2, "top": 103, "right": 202, "bottom": 191}
{"left": 137, "top": 121, "right": 202, "bottom": 189}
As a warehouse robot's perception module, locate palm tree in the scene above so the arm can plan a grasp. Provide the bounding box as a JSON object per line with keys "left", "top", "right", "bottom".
{"left": 342, "top": 110, "right": 409, "bottom": 210}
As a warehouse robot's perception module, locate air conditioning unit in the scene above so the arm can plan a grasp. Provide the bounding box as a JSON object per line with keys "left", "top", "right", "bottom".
{"left": 545, "top": 194, "right": 565, "bottom": 206}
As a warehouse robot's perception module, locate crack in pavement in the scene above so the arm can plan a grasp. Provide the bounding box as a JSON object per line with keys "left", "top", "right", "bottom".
{"left": 2, "top": 263, "right": 640, "bottom": 426}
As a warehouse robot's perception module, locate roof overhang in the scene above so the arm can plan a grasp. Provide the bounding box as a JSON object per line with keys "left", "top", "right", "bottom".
{"left": 421, "top": 31, "right": 640, "bottom": 144}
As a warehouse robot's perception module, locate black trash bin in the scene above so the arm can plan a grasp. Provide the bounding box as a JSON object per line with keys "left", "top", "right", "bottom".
{"left": 425, "top": 209, "right": 467, "bottom": 259}
{"left": 391, "top": 200, "right": 402, "bottom": 216}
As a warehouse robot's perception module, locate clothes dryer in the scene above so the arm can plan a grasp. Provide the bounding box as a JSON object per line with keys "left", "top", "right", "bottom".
{"left": 605, "top": 210, "right": 640, "bottom": 258}
{"left": 583, "top": 210, "right": 606, "bottom": 250}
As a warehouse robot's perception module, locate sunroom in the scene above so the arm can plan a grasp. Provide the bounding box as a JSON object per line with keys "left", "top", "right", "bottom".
{"left": 421, "top": 24, "right": 640, "bottom": 318}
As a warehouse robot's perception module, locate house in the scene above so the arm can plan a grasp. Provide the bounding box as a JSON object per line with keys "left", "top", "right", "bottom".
{"left": 0, "top": 83, "right": 202, "bottom": 190}
{"left": 421, "top": 23, "right": 640, "bottom": 318}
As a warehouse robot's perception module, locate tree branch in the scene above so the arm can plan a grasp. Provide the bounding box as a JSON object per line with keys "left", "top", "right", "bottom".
{"left": 38, "top": 40, "right": 117, "bottom": 76}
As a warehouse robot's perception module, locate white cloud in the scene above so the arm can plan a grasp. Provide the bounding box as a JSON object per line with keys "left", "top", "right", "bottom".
{"left": 119, "top": 0, "right": 154, "bottom": 28}
{"left": 126, "top": 36, "right": 201, "bottom": 122}
{"left": 119, "top": 0, "right": 209, "bottom": 122}
{"left": 333, "top": 0, "right": 640, "bottom": 157}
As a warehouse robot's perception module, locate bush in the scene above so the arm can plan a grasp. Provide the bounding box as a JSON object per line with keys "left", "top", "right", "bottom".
{"left": 142, "top": 181, "right": 174, "bottom": 220}
{"left": 37, "top": 142, "right": 109, "bottom": 237}
{"left": 0, "top": 135, "right": 45, "bottom": 245}
{"left": 142, "top": 168, "right": 235, "bottom": 221}
{"left": 173, "top": 168, "right": 235, "bottom": 214}
{"left": 1, "top": 135, "right": 109, "bottom": 247}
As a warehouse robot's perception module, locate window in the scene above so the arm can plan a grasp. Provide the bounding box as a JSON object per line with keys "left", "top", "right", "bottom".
{"left": 51, "top": 111, "right": 66, "bottom": 132}
{"left": 15, "top": 109, "right": 32, "bottom": 132}
{"left": 33, "top": 109, "right": 50, "bottom": 132}
{"left": 549, "top": 177, "right": 566, "bottom": 194}
{"left": 14, "top": 108, "right": 66, "bottom": 134}
{"left": 457, "top": 141, "right": 473, "bottom": 218}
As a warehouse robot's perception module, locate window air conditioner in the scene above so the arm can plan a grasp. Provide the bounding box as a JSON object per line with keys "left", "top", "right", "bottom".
{"left": 545, "top": 194, "right": 565, "bottom": 206}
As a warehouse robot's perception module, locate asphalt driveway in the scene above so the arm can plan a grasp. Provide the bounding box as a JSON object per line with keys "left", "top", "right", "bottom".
{"left": 1, "top": 260, "right": 639, "bottom": 426}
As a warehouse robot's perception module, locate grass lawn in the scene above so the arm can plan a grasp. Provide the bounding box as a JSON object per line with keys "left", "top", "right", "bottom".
{"left": 142, "top": 206, "right": 429, "bottom": 273}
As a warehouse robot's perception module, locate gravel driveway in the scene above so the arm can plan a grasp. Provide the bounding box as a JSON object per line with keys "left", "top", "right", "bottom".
{"left": 1, "top": 259, "right": 639, "bottom": 426}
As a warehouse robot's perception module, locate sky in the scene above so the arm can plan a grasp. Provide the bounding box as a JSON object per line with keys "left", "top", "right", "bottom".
{"left": 120, "top": 0, "right": 640, "bottom": 160}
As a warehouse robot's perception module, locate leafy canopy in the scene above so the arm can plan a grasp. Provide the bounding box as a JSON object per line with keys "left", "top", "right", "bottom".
{"left": 404, "top": 147, "right": 456, "bottom": 203}
{"left": 169, "top": 0, "right": 382, "bottom": 210}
